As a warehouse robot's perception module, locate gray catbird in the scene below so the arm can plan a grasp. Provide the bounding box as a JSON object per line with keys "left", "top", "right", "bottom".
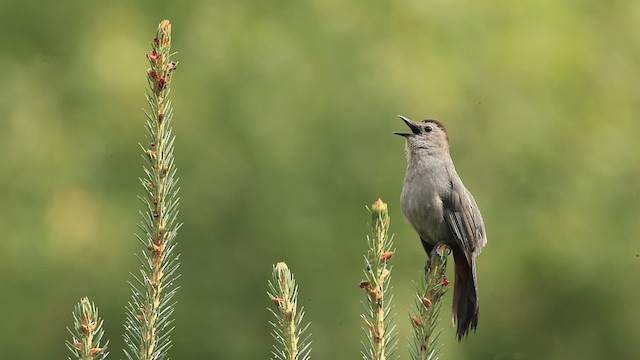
{"left": 395, "top": 115, "right": 487, "bottom": 341}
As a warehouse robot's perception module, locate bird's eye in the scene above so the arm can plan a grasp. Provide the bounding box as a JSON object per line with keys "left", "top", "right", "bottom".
{"left": 424, "top": 125, "right": 433, "bottom": 132}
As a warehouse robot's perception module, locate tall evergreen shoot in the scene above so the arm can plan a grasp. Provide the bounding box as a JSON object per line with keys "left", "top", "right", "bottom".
{"left": 360, "top": 199, "right": 397, "bottom": 360}
{"left": 123, "top": 19, "right": 181, "bottom": 360}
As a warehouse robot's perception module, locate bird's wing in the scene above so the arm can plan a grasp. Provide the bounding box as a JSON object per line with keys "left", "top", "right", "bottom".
{"left": 443, "top": 180, "right": 487, "bottom": 263}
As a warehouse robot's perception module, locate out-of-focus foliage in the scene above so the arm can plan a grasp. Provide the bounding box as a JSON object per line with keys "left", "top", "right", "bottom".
{"left": 1, "top": 1, "right": 640, "bottom": 359}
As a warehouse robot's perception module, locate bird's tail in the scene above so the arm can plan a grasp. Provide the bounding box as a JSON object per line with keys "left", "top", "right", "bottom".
{"left": 452, "top": 248, "right": 479, "bottom": 341}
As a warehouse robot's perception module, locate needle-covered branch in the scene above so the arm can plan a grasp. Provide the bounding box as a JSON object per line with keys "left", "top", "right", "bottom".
{"left": 66, "top": 297, "right": 109, "bottom": 360}
{"left": 267, "top": 262, "right": 312, "bottom": 360}
{"left": 360, "top": 199, "right": 397, "bottom": 360}
{"left": 124, "top": 19, "right": 181, "bottom": 360}
{"left": 409, "top": 243, "right": 450, "bottom": 360}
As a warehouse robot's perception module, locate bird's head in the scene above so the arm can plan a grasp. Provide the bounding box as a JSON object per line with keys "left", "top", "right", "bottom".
{"left": 394, "top": 115, "right": 449, "bottom": 156}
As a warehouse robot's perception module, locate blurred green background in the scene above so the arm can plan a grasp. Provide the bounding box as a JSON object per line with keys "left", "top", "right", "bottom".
{"left": 2, "top": 0, "right": 640, "bottom": 359}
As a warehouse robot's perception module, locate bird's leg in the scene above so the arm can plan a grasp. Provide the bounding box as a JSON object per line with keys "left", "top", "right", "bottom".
{"left": 420, "top": 238, "right": 435, "bottom": 271}
{"left": 420, "top": 238, "right": 434, "bottom": 256}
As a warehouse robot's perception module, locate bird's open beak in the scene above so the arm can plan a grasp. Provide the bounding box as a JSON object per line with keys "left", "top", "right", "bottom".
{"left": 394, "top": 115, "right": 421, "bottom": 137}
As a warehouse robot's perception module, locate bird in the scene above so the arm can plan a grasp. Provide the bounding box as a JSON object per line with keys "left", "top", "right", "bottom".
{"left": 395, "top": 115, "right": 487, "bottom": 340}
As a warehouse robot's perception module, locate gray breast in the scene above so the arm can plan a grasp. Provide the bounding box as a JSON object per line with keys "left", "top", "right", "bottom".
{"left": 400, "top": 174, "right": 447, "bottom": 245}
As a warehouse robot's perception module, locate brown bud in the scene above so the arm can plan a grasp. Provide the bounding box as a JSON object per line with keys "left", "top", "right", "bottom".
{"left": 411, "top": 316, "right": 422, "bottom": 327}
{"left": 146, "top": 50, "right": 160, "bottom": 63}
{"left": 147, "top": 68, "right": 159, "bottom": 80}
{"left": 89, "top": 348, "right": 102, "bottom": 356}
{"left": 359, "top": 281, "right": 370, "bottom": 289}
{"left": 150, "top": 242, "right": 162, "bottom": 254}
{"left": 158, "top": 77, "right": 167, "bottom": 90}
{"left": 80, "top": 322, "right": 95, "bottom": 333}
{"left": 74, "top": 342, "right": 83, "bottom": 349}
{"left": 371, "top": 198, "right": 389, "bottom": 226}
{"left": 380, "top": 251, "right": 394, "bottom": 261}
{"left": 421, "top": 297, "right": 432, "bottom": 308}
{"left": 372, "top": 198, "right": 386, "bottom": 212}
{"left": 272, "top": 297, "right": 284, "bottom": 306}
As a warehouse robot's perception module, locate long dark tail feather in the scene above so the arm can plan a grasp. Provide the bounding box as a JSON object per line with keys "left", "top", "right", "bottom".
{"left": 452, "top": 248, "right": 479, "bottom": 341}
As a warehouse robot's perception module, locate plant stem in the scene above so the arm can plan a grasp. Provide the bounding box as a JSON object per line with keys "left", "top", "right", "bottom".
{"left": 361, "top": 199, "right": 396, "bottom": 360}
{"left": 268, "top": 262, "right": 312, "bottom": 360}
{"left": 124, "top": 19, "right": 181, "bottom": 360}
{"left": 409, "top": 243, "right": 450, "bottom": 360}
{"left": 66, "top": 297, "right": 109, "bottom": 360}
